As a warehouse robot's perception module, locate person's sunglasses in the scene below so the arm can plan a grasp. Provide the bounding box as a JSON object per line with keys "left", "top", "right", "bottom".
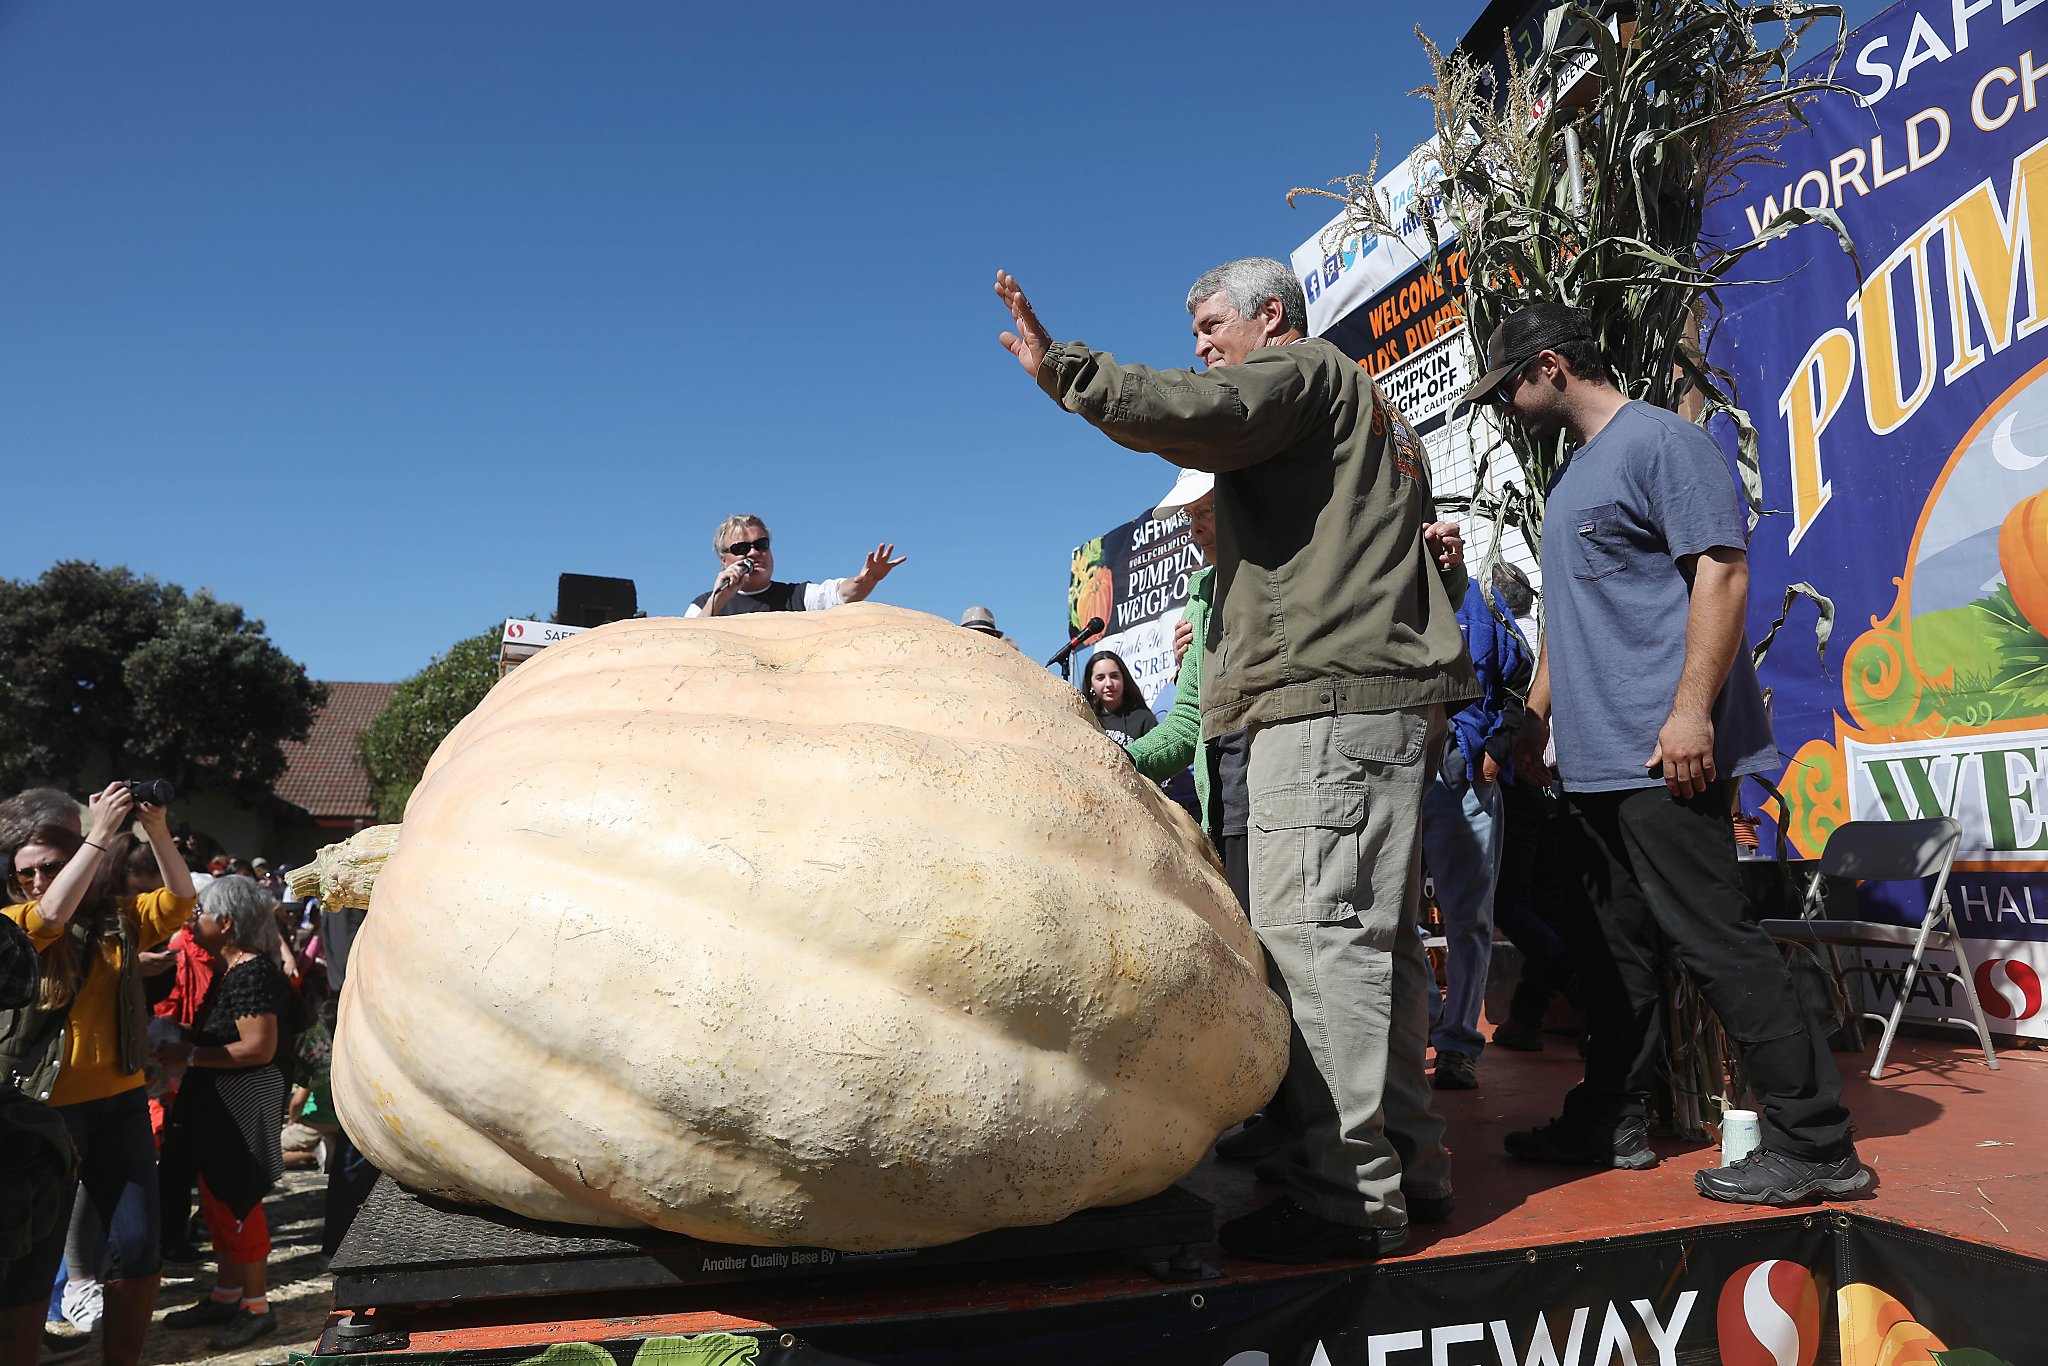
{"left": 1487, "top": 348, "right": 1550, "bottom": 407}
{"left": 12, "top": 858, "right": 67, "bottom": 885}
{"left": 723, "top": 537, "right": 772, "bottom": 557}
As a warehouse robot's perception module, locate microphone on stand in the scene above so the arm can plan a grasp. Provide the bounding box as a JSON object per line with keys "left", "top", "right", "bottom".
{"left": 1046, "top": 617, "right": 1106, "bottom": 679}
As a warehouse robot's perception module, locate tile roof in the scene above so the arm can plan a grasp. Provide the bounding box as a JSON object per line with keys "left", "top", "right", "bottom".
{"left": 276, "top": 682, "right": 396, "bottom": 821}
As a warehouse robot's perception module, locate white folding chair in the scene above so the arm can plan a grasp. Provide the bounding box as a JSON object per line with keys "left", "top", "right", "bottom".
{"left": 1758, "top": 816, "right": 1999, "bottom": 1080}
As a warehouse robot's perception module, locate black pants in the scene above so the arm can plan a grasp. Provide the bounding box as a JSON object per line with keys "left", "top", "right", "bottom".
{"left": 1560, "top": 780, "right": 1853, "bottom": 1160}
{"left": 1495, "top": 782, "right": 1575, "bottom": 1026}
{"left": 1220, "top": 831, "right": 1250, "bottom": 916}
{"left": 322, "top": 1127, "right": 380, "bottom": 1257}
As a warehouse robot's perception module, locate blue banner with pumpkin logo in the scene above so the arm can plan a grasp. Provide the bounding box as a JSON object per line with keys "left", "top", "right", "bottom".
{"left": 1066, "top": 507, "right": 1202, "bottom": 724}
{"left": 1708, "top": 0, "right": 2048, "bottom": 1038}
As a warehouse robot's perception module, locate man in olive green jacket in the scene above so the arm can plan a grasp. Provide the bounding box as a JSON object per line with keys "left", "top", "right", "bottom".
{"left": 1132, "top": 474, "right": 1468, "bottom": 869}
{"left": 991, "top": 255, "right": 1474, "bottom": 1261}
{"left": 997, "top": 259, "right": 1477, "bottom": 1263}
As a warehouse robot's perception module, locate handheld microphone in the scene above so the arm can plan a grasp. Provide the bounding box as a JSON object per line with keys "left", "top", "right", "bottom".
{"left": 1046, "top": 616, "right": 1106, "bottom": 670}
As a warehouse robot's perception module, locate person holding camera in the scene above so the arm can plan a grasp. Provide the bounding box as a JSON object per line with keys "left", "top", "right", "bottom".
{"left": 0, "top": 781, "right": 196, "bottom": 1366}
{"left": 685, "top": 514, "right": 905, "bottom": 618}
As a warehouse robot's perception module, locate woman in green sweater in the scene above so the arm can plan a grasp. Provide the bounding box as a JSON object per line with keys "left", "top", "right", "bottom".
{"left": 1128, "top": 472, "right": 1232, "bottom": 863}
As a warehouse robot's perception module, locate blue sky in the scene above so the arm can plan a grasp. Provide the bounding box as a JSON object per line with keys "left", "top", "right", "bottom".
{"left": 0, "top": 1, "right": 1894, "bottom": 681}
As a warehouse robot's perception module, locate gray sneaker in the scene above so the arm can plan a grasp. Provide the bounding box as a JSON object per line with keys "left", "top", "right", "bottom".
{"left": 1694, "top": 1148, "right": 1873, "bottom": 1206}
{"left": 208, "top": 1309, "right": 278, "bottom": 1352}
{"left": 1504, "top": 1114, "right": 1659, "bottom": 1170}
{"left": 1432, "top": 1052, "right": 1478, "bottom": 1090}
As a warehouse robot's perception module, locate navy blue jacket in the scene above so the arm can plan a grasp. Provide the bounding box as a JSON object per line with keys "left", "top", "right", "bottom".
{"left": 1449, "top": 581, "right": 1533, "bottom": 782}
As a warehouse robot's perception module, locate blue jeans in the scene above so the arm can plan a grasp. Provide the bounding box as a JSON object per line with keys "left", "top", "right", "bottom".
{"left": 0, "top": 1088, "right": 160, "bottom": 1307}
{"left": 1420, "top": 756, "right": 1504, "bottom": 1061}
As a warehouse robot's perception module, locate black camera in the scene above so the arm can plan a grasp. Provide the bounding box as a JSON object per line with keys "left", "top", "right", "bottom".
{"left": 123, "top": 779, "right": 175, "bottom": 805}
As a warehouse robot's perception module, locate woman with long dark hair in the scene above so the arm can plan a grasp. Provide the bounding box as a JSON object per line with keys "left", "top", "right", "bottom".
{"left": 0, "top": 783, "right": 196, "bottom": 1366}
{"left": 1082, "top": 650, "right": 1157, "bottom": 749}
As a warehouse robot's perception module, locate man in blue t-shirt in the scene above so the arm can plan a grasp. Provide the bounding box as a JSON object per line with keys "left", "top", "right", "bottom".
{"left": 1459, "top": 301, "right": 1868, "bottom": 1207}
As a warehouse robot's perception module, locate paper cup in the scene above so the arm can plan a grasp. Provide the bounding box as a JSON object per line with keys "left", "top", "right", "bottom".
{"left": 1722, "top": 1108, "right": 1762, "bottom": 1165}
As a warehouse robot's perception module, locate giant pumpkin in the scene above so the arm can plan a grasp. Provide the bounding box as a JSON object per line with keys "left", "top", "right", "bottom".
{"left": 333, "top": 605, "right": 1287, "bottom": 1250}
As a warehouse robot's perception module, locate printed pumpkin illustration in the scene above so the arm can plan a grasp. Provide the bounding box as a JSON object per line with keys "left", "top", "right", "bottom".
{"left": 1998, "top": 489, "right": 2048, "bottom": 638}
{"left": 1069, "top": 537, "right": 1113, "bottom": 637}
{"left": 1833, "top": 1283, "right": 2014, "bottom": 1366}
{"left": 1774, "top": 377, "right": 2048, "bottom": 858}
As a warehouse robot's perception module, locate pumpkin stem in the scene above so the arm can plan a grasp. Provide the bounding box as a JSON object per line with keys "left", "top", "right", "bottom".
{"left": 286, "top": 823, "right": 403, "bottom": 910}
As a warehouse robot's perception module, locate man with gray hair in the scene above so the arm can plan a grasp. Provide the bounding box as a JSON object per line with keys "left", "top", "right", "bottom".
{"left": 995, "top": 260, "right": 1477, "bottom": 1262}
{"left": 686, "top": 514, "right": 904, "bottom": 619}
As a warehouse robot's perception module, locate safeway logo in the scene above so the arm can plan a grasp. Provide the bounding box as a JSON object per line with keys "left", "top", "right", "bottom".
{"left": 1976, "top": 958, "right": 2044, "bottom": 1021}
{"left": 507, "top": 621, "right": 526, "bottom": 639}
{"left": 1224, "top": 1295, "right": 1698, "bottom": 1365}
{"left": 1717, "top": 1260, "right": 1820, "bottom": 1366}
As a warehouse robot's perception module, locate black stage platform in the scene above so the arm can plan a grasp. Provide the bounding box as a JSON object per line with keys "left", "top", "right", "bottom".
{"left": 328, "top": 1177, "right": 1216, "bottom": 1309}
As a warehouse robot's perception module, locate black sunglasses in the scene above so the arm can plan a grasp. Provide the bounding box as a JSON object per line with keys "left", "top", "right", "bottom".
{"left": 1486, "top": 348, "right": 1552, "bottom": 406}
{"left": 723, "top": 536, "right": 772, "bottom": 557}
{"left": 12, "top": 858, "right": 67, "bottom": 885}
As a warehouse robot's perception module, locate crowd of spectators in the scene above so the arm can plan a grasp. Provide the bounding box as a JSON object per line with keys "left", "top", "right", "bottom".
{"left": 0, "top": 787, "right": 352, "bottom": 1362}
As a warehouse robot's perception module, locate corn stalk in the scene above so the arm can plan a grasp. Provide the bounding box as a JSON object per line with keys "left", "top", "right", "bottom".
{"left": 1303, "top": 0, "right": 1854, "bottom": 559}
{"left": 1299, "top": 1, "right": 1856, "bottom": 1139}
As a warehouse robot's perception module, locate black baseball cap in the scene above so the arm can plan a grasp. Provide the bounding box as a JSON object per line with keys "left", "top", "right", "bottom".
{"left": 1453, "top": 301, "right": 1599, "bottom": 414}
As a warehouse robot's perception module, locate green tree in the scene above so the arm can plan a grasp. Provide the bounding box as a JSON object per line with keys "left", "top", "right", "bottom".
{"left": 359, "top": 626, "right": 502, "bottom": 822}
{"left": 0, "top": 561, "right": 326, "bottom": 802}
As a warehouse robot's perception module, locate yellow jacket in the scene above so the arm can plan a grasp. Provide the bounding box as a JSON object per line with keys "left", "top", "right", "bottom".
{"left": 6, "top": 887, "right": 196, "bottom": 1106}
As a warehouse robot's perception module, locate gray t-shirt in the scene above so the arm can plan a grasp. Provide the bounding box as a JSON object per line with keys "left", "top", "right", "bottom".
{"left": 1540, "top": 401, "right": 1778, "bottom": 793}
